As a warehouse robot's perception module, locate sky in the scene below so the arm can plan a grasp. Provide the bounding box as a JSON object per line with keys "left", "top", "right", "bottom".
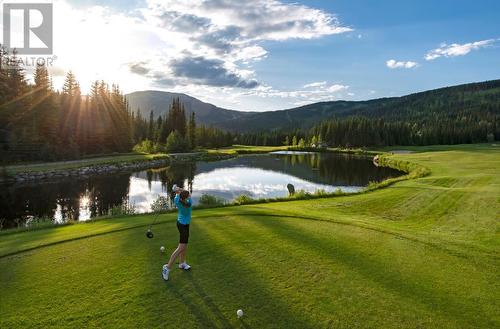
{"left": 2, "top": 0, "right": 500, "bottom": 111}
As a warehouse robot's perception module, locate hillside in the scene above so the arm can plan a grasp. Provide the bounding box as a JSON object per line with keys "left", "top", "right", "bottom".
{"left": 127, "top": 79, "right": 500, "bottom": 133}
{"left": 216, "top": 79, "right": 500, "bottom": 132}
{"left": 126, "top": 90, "right": 251, "bottom": 126}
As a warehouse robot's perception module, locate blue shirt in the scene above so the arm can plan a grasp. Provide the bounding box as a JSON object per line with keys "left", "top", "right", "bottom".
{"left": 174, "top": 194, "right": 192, "bottom": 225}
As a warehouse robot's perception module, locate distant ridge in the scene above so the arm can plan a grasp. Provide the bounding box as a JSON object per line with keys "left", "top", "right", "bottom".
{"left": 127, "top": 79, "right": 500, "bottom": 132}
{"left": 126, "top": 90, "right": 253, "bottom": 126}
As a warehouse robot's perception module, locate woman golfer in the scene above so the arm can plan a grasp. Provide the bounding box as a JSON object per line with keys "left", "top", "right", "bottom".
{"left": 162, "top": 186, "right": 192, "bottom": 281}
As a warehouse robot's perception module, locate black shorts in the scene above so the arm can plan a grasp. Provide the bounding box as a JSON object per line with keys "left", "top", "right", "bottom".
{"left": 177, "top": 222, "right": 190, "bottom": 244}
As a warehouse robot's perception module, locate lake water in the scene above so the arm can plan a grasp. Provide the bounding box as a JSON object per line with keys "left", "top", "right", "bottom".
{"left": 0, "top": 152, "right": 403, "bottom": 229}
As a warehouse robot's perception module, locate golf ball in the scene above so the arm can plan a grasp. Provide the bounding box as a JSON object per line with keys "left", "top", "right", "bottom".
{"left": 160, "top": 246, "right": 165, "bottom": 253}
{"left": 237, "top": 309, "right": 244, "bottom": 318}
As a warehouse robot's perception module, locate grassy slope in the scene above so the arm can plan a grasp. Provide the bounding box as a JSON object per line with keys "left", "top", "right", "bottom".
{"left": 3, "top": 153, "right": 168, "bottom": 175}
{"left": 3, "top": 145, "right": 286, "bottom": 175}
{"left": 0, "top": 144, "right": 498, "bottom": 328}
{"left": 205, "top": 145, "right": 288, "bottom": 155}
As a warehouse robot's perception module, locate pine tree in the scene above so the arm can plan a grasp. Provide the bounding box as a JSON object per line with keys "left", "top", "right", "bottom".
{"left": 188, "top": 112, "right": 196, "bottom": 150}
{"left": 62, "top": 71, "right": 78, "bottom": 96}
{"left": 148, "top": 110, "right": 154, "bottom": 140}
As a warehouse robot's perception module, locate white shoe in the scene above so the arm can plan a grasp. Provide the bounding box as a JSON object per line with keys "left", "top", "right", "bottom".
{"left": 162, "top": 264, "right": 170, "bottom": 280}
{"left": 179, "top": 262, "right": 191, "bottom": 270}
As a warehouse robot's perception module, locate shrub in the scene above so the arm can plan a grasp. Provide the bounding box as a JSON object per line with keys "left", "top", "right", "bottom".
{"left": 166, "top": 131, "right": 189, "bottom": 153}
{"left": 108, "top": 202, "right": 136, "bottom": 216}
{"left": 198, "top": 194, "right": 225, "bottom": 207}
{"left": 24, "top": 216, "right": 59, "bottom": 230}
{"left": 313, "top": 189, "right": 329, "bottom": 196}
{"left": 150, "top": 195, "right": 169, "bottom": 213}
{"left": 234, "top": 194, "right": 254, "bottom": 205}
{"left": 133, "top": 139, "right": 156, "bottom": 153}
{"left": 291, "top": 189, "right": 313, "bottom": 199}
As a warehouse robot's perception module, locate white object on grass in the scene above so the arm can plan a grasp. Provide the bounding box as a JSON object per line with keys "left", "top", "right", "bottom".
{"left": 160, "top": 246, "right": 165, "bottom": 253}
{"left": 237, "top": 309, "right": 244, "bottom": 318}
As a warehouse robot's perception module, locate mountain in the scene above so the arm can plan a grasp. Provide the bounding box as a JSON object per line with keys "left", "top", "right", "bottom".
{"left": 126, "top": 90, "right": 252, "bottom": 126}
{"left": 127, "top": 79, "right": 500, "bottom": 133}
{"left": 215, "top": 79, "right": 500, "bottom": 132}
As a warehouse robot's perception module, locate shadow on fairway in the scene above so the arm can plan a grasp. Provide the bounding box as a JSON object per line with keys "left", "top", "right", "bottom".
{"left": 166, "top": 278, "right": 228, "bottom": 327}
{"left": 246, "top": 213, "right": 498, "bottom": 328}
{"left": 184, "top": 223, "right": 313, "bottom": 328}
{"left": 185, "top": 273, "right": 235, "bottom": 327}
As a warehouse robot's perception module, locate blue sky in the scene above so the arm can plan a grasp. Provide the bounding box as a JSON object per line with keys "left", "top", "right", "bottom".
{"left": 256, "top": 0, "right": 500, "bottom": 100}
{"left": 46, "top": 0, "right": 500, "bottom": 110}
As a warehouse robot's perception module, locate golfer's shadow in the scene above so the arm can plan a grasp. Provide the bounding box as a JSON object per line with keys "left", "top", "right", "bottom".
{"left": 185, "top": 272, "right": 242, "bottom": 328}
{"left": 167, "top": 271, "right": 251, "bottom": 329}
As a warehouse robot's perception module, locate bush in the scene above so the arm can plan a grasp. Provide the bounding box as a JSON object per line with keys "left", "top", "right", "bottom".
{"left": 234, "top": 194, "right": 254, "bottom": 205}
{"left": 198, "top": 194, "right": 225, "bottom": 207}
{"left": 108, "top": 202, "right": 136, "bottom": 216}
{"left": 150, "top": 195, "right": 169, "bottom": 213}
{"left": 133, "top": 139, "right": 156, "bottom": 153}
{"left": 313, "top": 189, "right": 329, "bottom": 196}
{"left": 166, "top": 131, "right": 189, "bottom": 153}
{"left": 290, "top": 189, "right": 313, "bottom": 199}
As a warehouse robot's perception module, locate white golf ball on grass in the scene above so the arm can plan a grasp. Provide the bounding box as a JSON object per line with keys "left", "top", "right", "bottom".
{"left": 237, "top": 309, "right": 244, "bottom": 318}
{"left": 160, "top": 246, "right": 165, "bottom": 253}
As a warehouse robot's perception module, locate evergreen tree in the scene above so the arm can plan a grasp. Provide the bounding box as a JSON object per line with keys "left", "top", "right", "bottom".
{"left": 148, "top": 110, "right": 154, "bottom": 140}
{"left": 188, "top": 112, "right": 196, "bottom": 150}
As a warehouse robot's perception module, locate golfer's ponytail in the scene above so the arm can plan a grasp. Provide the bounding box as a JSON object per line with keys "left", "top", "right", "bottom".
{"left": 179, "top": 190, "right": 191, "bottom": 208}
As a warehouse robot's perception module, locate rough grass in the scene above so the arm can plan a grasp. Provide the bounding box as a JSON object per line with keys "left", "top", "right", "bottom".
{"left": 205, "top": 145, "right": 287, "bottom": 155}
{"left": 3, "top": 153, "right": 168, "bottom": 175}
{"left": 0, "top": 144, "right": 499, "bottom": 328}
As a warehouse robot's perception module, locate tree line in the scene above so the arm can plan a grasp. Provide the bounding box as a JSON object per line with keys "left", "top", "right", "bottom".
{"left": 234, "top": 80, "right": 500, "bottom": 147}
{"left": 2, "top": 44, "right": 498, "bottom": 161}
{"left": 0, "top": 47, "right": 139, "bottom": 161}
{"left": 0, "top": 47, "right": 232, "bottom": 163}
{"left": 132, "top": 98, "right": 234, "bottom": 153}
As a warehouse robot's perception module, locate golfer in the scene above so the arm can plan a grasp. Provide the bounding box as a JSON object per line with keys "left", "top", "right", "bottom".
{"left": 162, "top": 187, "right": 192, "bottom": 281}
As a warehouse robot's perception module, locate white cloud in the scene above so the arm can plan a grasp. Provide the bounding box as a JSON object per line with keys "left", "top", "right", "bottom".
{"left": 386, "top": 59, "right": 418, "bottom": 69}
{"left": 425, "top": 39, "right": 497, "bottom": 61}
{"left": 138, "top": 0, "right": 352, "bottom": 89}
{"left": 24, "top": 0, "right": 351, "bottom": 96}
{"left": 303, "top": 81, "right": 327, "bottom": 88}
{"left": 326, "top": 84, "right": 348, "bottom": 92}
{"left": 146, "top": 0, "right": 352, "bottom": 41}
{"left": 235, "top": 82, "right": 349, "bottom": 107}
{"left": 1, "top": 0, "right": 353, "bottom": 110}
{"left": 167, "top": 81, "right": 351, "bottom": 111}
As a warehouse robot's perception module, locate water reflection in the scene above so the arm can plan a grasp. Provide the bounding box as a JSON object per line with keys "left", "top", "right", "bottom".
{"left": 0, "top": 153, "right": 403, "bottom": 229}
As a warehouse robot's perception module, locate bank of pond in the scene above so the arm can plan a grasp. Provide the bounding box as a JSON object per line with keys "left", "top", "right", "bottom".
{"left": 0, "top": 151, "right": 404, "bottom": 229}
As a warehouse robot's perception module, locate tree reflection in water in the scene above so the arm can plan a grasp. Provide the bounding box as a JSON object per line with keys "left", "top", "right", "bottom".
{"left": 0, "top": 153, "right": 401, "bottom": 229}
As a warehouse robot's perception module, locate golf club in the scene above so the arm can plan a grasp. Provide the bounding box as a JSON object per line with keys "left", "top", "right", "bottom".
{"left": 146, "top": 212, "right": 160, "bottom": 239}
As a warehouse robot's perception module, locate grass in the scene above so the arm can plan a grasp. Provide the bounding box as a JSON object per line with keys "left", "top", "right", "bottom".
{"left": 0, "top": 144, "right": 499, "bottom": 328}
{"left": 2, "top": 152, "right": 168, "bottom": 175}
{"left": 3, "top": 145, "right": 285, "bottom": 176}
{"left": 205, "top": 144, "right": 287, "bottom": 155}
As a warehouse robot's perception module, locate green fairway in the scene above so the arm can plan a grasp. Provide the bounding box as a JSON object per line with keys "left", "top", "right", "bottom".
{"left": 0, "top": 144, "right": 499, "bottom": 328}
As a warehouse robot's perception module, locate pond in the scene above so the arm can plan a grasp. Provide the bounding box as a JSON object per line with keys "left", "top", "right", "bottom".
{"left": 0, "top": 152, "right": 404, "bottom": 229}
